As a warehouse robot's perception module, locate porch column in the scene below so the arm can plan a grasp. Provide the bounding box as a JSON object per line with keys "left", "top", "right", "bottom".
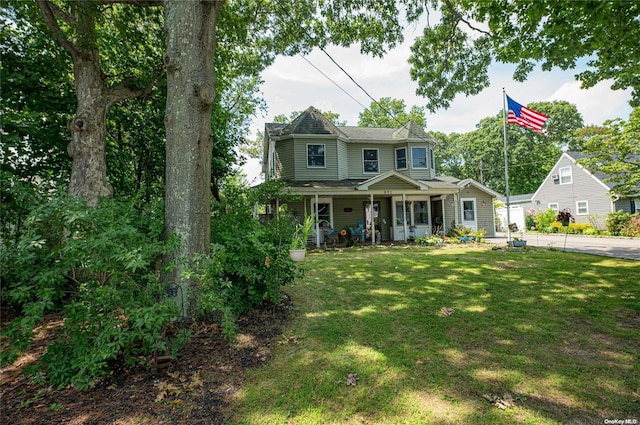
{"left": 370, "top": 192, "right": 375, "bottom": 244}
{"left": 402, "top": 193, "right": 408, "bottom": 242}
{"left": 315, "top": 193, "right": 320, "bottom": 248}
{"left": 454, "top": 193, "right": 460, "bottom": 228}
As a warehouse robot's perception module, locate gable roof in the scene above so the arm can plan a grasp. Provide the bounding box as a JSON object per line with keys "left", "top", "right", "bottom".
{"left": 356, "top": 170, "right": 431, "bottom": 191}
{"left": 265, "top": 106, "right": 437, "bottom": 144}
{"left": 269, "top": 106, "right": 347, "bottom": 138}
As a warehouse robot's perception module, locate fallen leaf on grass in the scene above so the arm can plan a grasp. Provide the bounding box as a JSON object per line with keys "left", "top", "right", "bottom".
{"left": 440, "top": 307, "right": 455, "bottom": 317}
{"left": 346, "top": 373, "right": 358, "bottom": 386}
{"left": 483, "top": 393, "right": 516, "bottom": 409}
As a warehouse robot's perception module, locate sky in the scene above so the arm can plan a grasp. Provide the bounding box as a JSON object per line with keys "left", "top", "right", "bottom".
{"left": 241, "top": 27, "right": 633, "bottom": 184}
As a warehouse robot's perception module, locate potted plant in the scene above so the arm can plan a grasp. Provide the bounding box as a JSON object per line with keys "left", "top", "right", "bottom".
{"left": 289, "top": 214, "right": 315, "bottom": 262}
{"left": 556, "top": 209, "right": 573, "bottom": 226}
{"left": 510, "top": 237, "right": 527, "bottom": 248}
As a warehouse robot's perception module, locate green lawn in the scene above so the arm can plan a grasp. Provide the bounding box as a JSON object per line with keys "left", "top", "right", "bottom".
{"left": 230, "top": 245, "right": 640, "bottom": 424}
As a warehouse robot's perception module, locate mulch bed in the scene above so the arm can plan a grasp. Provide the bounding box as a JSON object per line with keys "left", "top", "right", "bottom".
{"left": 1, "top": 302, "right": 291, "bottom": 425}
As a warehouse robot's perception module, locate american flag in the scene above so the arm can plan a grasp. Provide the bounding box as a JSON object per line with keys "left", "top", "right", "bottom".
{"left": 506, "top": 95, "right": 549, "bottom": 134}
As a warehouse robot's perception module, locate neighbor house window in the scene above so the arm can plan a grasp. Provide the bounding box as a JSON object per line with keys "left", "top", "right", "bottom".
{"left": 396, "top": 147, "right": 407, "bottom": 170}
{"left": 462, "top": 200, "right": 475, "bottom": 221}
{"left": 549, "top": 203, "right": 559, "bottom": 212}
{"left": 429, "top": 148, "right": 435, "bottom": 170}
{"left": 576, "top": 201, "right": 588, "bottom": 215}
{"left": 307, "top": 144, "right": 325, "bottom": 167}
{"left": 363, "top": 149, "right": 379, "bottom": 173}
{"left": 559, "top": 166, "right": 572, "bottom": 184}
{"left": 395, "top": 201, "right": 411, "bottom": 225}
{"left": 411, "top": 147, "right": 427, "bottom": 169}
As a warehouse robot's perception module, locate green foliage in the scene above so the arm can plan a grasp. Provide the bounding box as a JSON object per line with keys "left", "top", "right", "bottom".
{"left": 409, "top": 1, "right": 640, "bottom": 111}
{"left": 290, "top": 214, "right": 315, "bottom": 250}
{"left": 358, "top": 98, "right": 426, "bottom": 128}
{"left": 606, "top": 211, "right": 640, "bottom": 237}
{"left": 0, "top": 195, "right": 180, "bottom": 388}
{"left": 579, "top": 107, "right": 640, "bottom": 198}
{"left": 206, "top": 178, "right": 302, "bottom": 333}
{"left": 534, "top": 209, "right": 558, "bottom": 232}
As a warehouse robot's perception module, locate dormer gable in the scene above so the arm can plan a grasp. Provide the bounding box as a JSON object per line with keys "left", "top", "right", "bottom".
{"left": 392, "top": 120, "right": 432, "bottom": 142}
{"left": 277, "top": 106, "right": 347, "bottom": 138}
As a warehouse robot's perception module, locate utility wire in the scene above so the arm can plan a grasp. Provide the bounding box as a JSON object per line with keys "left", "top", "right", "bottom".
{"left": 271, "top": 0, "right": 431, "bottom": 139}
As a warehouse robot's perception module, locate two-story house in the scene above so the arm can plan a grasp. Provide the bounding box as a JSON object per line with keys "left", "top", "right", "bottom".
{"left": 262, "top": 107, "right": 499, "bottom": 244}
{"left": 522, "top": 151, "right": 640, "bottom": 228}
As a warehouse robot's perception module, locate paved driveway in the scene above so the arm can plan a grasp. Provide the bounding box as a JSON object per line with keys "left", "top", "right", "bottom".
{"left": 488, "top": 233, "right": 640, "bottom": 261}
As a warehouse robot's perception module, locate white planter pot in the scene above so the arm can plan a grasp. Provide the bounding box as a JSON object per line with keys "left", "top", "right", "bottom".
{"left": 289, "top": 249, "right": 306, "bottom": 262}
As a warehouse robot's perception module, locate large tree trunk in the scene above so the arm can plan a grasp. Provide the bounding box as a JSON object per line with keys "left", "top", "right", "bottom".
{"left": 68, "top": 54, "right": 113, "bottom": 206}
{"left": 164, "top": 0, "right": 222, "bottom": 319}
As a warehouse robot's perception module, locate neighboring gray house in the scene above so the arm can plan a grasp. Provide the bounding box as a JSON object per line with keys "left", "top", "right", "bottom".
{"left": 262, "top": 107, "right": 500, "bottom": 244}
{"left": 521, "top": 151, "right": 639, "bottom": 227}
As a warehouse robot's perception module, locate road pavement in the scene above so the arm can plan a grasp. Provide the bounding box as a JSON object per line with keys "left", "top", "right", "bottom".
{"left": 487, "top": 232, "right": 640, "bottom": 261}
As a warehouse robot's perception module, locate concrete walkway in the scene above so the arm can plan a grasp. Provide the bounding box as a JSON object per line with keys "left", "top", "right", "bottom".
{"left": 487, "top": 232, "right": 640, "bottom": 261}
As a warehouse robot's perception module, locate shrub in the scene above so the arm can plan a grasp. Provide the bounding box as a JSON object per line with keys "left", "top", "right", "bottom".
{"left": 621, "top": 215, "right": 640, "bottom": 237}
{"left": 525, "top": 209, "right": 537, "bottom": 230}
{"left": 207, "top": 178, "right": 302, "bottom": 331}
{"left": 0, "top": 195, "right": 179, "bottom": 388}
{"left": 583, "top": 227, "right": 600, "bottom": 236}
{"left": 535, "top": 209, "right": 557, "bottom": 231}
{"left": 606, "top": 210, "right": 633, "bottom": 235}
{"left": 568, "top": 222, "right": 592, "bottom": 234}
{"left": 550, "top": 221, "right": 563, "bottom": 232}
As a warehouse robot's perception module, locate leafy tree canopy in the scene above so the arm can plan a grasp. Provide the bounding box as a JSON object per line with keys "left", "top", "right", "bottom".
{"left": 358, "top": 97, "right": 426, "bottom": 128}
{"left": 409, "top": 0, "right": 640, "bottom": 111}
{"left": 579, "top": 107, "right": 640, "bottom": 198}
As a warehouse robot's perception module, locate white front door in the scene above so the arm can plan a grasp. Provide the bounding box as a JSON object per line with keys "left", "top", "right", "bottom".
{"left": 461, "top": 198, "right": 477, "bottom": 230}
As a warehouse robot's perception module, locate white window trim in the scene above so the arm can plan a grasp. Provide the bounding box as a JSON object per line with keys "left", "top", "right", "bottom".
{"left": 411, "top": 147, "right": 428, "bottom": 169}
{"left": 306, "top": 143, "right": 326, "bottom": 168}
{"left": 576, "top": 200, "right": 588, "bottom": 215}
{"left": 429, "top": 148, "right": 435, "bottom": 170}
{"left": 363, "top": 148, "right": 379, "bottom": 174}
{"left": 549, "top": 203, "right": 559, "bottom": 212}
{"left": 559, "top": 166, "right": 572, "bottom": 184}
{"left": 395, "top": 147, "right": 407, "bottom": 170}
{"left": 312, "top": 198, "right": 334, "bottom": 227}
{"left": 460, "top": 198, "right": 477, "bottom": 230}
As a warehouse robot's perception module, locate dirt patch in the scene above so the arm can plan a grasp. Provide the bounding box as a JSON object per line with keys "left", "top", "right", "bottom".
{"left": 1, "top": 302, "right": 291, "bottom": 425}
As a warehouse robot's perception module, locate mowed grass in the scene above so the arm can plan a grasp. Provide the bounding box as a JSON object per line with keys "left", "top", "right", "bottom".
{"left": 230, "top": 245, "right": 640, "bottom": 424}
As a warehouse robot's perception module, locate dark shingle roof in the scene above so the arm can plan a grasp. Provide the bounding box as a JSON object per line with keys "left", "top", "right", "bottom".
{"left": 266, "top": 106, "right": 436, "bottom": 144}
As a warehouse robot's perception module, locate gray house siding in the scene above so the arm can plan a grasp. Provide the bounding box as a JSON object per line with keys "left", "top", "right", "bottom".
{"left": 532, "top": 155, "right": 613, "bottom": 224}
{"left": 293, "top": 137, "right": 339, "bottom": 181}
{"left": 346, "top": 144, "right": 395, "bottom": 179}
{"left": 337, "top": 140, "right": 348, "bottom": 180}
{"left": 460, "top": 186, "right": 496, "bottom": 237}
{"left": 275, "top": 139, "right": 294, "bottom": 180}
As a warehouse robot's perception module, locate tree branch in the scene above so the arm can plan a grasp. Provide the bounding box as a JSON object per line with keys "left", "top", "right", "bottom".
{"left": 443, "top": 0, "right": 491, "bottom": 36}
{"left": 98, "top": 0, "right": 163, "bottom": 6}
{"left": 36, "top": 0, "right": 79, "bottom": 57}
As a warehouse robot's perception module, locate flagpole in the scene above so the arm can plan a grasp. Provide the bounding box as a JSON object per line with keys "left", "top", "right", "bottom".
{"left": 502, "top": 88, "right": 512, "bottom": 245}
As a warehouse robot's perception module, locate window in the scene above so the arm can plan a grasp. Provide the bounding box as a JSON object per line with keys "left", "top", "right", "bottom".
{"left": 549, "top": 203, "right": 559, "bottom": 212}
{"left": 307, "top": 144, "right": 325, "bottom": 167}
{"left": 413, "top": 201, "right": 429, "bottom": 224}
{"left": 559, "top": 166, "right": 572, "bottom": 184}
{"left": 395, "top": 201, "right": 411, "bottom": 225}
{"left": 316, "top": 203, "right": 331, "bottom": 223}
{"left": 395, "top": 148, "right": 407, "bottom": 170}
{"left": 363, "top": 149, "right": 379, "bottom": 173}
{"left": 576, "top": 201, "right": 588, "bottom": 215}
{"left": 462, "top": 200, "right": 475, "bottom": 221}
{"left": 634, "top": 199, "right": 640, "bottom": 213}
{"left": 411, "top": 147, "right": 427, "bottom": 169}
{"left": 429, "top": 148, "right": 435, "bottom": 170}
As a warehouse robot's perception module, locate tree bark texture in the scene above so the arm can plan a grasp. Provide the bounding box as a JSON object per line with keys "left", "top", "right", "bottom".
{"left": 68, "top": 54, "right": 114, "bottom": 206}
{"left": 164, "top": 0, "right": 222, "bottom": 318}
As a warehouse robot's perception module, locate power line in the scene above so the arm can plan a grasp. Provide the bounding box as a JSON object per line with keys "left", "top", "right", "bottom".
{"left": 271, "top": 0, "right": 429, "bottom": 136}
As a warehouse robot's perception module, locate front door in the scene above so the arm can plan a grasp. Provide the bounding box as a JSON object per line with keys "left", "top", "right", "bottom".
{"left": 364, "top": 201, "right": 381, "bottom": 241}
{"left": 461, "top": 198, "right": 477, "bottom": 230}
